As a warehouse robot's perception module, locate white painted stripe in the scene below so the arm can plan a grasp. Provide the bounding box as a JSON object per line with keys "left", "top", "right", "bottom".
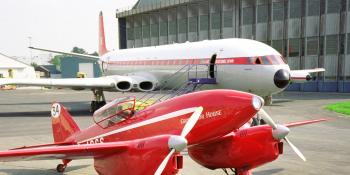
{"left": 78, "top": 107, "right": 198, "bottom": 143}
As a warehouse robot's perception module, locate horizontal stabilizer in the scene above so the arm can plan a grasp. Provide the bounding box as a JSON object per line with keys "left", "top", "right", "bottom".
{"left": 29, "top": 46, "right": 100, "bottom": 61}
{"left": 290, "top": 68, "right": 325, "bottom": 83}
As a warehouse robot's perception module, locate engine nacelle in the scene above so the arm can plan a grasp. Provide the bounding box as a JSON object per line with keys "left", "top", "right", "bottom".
{"left": 188, "top": 125, "right": 281, "bottom": 172}
{"left": 94, "top": 135, "right": 181, "bottom": 175}
{"left": 106, "top": 75, "right": 133, "bottom": 91}
{"left": 129, "top": 75, "right": 157, "bottom": 92}
{"left": 126, "top": 72, "right": 159, "bottom": 92}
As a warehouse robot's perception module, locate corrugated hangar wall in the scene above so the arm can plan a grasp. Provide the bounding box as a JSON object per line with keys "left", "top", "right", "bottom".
{"left": 60, "top": 57, "right": 101, "bottom": 78}
{"left": 117, "top": 0, "right": 350, "bottom": 93}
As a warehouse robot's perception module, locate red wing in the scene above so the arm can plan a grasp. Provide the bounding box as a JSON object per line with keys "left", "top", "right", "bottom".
{"left": 0, "top": 142, "right": 128, "bottom": 161}
{"left": 284, "top": 118, "right": 329, "bottom": 128}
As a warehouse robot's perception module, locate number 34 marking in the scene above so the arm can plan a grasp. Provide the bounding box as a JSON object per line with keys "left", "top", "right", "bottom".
{"left": 51, "top": 103, "right": 61, "bottom": 118}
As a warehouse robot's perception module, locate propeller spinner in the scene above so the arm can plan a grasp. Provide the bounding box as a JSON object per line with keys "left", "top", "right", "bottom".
{"left": 258, "top": 109, "right": 306, "bottom": 161}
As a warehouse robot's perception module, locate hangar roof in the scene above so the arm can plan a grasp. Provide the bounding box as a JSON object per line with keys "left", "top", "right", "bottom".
{"left": 116, "top": 0, "right": 192, "bottom": 18}
{"left": 0, "top": 53, "right": 31, "bottom": 69}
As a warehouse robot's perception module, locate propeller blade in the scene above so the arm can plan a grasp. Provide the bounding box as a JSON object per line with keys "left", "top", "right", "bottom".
{"left": 154, "top": 149, "right": 175, "bottom": 175}
{"left": 259, "top": 109, "right": 277, "bottom": 129}
{"left": 155, "top": 106, "right": 203, "bottom": 175}
{"left": 284, "top": 137, "right": 306, "bottom": 162}
{"left": 181, "top": 106, "right": 203, "bottom": 137}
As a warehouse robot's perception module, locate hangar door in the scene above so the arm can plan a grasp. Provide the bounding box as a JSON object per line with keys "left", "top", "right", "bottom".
{"left": 79, "top": 63, "right": 94, "bottom": 78}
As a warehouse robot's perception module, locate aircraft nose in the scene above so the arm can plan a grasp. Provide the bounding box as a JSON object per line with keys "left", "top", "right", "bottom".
{"left": 274, "top": 69, "right": 290, "bottom": 89}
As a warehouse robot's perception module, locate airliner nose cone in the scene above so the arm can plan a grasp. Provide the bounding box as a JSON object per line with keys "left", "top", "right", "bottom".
{"left": 274, "top": 69, "right": 290, "bottom": 89}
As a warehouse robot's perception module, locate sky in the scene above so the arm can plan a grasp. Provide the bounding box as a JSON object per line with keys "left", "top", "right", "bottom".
{"left": 0, "top": 0, "right": 138, "bottom": 59}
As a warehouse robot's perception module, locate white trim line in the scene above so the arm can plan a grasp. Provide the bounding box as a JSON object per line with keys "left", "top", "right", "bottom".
{"left": 78, "top": 107, "right": 198, "bottom": 143}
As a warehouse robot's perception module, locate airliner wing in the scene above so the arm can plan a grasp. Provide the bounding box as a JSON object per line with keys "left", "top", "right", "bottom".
{"left": 29, "top": 46, "right": 100, "bottom": 61}
{"left": 290, "top": 68, "right": 325, "bottom": 83}
{"left": 0, "top": 76, "right": 132, "bottom": 91}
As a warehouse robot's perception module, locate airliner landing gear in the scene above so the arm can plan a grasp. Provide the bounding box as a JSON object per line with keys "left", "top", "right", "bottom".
{"left": 263, "top": 95, "right": 272, "bottom": 106}
{"left": 90, "top": 89, "right": 106, "bottom": 113}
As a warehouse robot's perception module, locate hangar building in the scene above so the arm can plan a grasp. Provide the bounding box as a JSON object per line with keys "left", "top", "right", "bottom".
{"left": 116, "top": 0, "right": 350, "bottom": 92}
{"left": 0, "top": 53, "right": 36, "bottom": 79}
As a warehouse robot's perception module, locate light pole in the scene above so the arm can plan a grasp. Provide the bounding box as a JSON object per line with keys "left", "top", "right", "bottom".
{"left": 28, "top": 36, "right": 32, "bottom": 64}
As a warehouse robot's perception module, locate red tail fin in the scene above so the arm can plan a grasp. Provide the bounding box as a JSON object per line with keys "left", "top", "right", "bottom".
{"left": 99, "top": 11, "right": 108, "bottom": 56}
{"left": 51, "top": 103, "right": 80, "bottom": 143}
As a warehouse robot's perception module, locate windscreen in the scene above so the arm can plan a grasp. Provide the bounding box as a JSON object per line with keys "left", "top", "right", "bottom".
{"left": 93, "top": 96, "right": 135, "bottom": 128}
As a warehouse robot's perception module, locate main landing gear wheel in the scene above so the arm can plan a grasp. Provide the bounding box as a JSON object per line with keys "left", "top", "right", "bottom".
{"left": 90, "top": 101, "right": 106, "bottom": 113}
{"left": 90, "top": 89, "right": 107, "bottom": 113}
{"left": 56, "top": 164, "right": 66, "bottom": 173}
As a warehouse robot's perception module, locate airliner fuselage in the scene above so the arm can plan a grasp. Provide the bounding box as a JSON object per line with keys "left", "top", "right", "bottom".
{"left": 102, "top": 38, "right": 291, "bottom": 97}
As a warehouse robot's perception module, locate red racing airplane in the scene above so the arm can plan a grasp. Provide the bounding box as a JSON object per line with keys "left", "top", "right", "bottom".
{"left": 0, "top": 89, "right": 326, "bottom": 175}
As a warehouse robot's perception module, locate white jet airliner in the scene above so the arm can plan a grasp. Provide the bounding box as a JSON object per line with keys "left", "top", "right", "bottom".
{"left": 0, "top": 12, "right": 324, "bottom": 112}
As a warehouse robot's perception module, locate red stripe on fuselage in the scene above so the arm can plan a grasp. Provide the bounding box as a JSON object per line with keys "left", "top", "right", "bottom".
{"left": 107, "top": 55, "right": 285, "bottom": 66}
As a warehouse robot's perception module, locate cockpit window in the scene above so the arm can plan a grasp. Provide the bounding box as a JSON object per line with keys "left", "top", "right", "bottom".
{"left": 261, "top": 56, "right": 271, "bottom": 65}
{"left": 250, "top": 57, "right": 262, "bottom": 64}
{"left": 93, "top": 96, "right": 135, "bottom": 128}
{"left": 271, "top": 55, "right": 287, "bottom": 64}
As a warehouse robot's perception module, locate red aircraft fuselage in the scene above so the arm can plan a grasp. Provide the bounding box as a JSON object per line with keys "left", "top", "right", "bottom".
{"left": 55, "top": 90, "right": 265, "bottom": 174}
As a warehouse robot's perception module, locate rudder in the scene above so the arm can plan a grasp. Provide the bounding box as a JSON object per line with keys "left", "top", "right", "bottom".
{"left": 98, "top": 11, "right": 108, "bottom": 56}
{"left": 51, "top": 103, "right": 80, "bottom": 143}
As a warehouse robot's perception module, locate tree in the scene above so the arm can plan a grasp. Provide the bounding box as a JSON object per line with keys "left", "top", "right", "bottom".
{"left": 49, "top": 55, "right": 63, "bottom": 70}
{"left": 30, "top": 62, "right": 38, "bottom": 68}
{"left": 90, "top": 51, "right": 99, "bottom": 56}
{"left": 71, "top": 47, "right": 87, "bottom": 54}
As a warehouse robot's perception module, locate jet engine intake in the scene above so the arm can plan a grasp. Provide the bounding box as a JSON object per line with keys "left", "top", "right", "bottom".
{"left": 106, "top": 75, "right": 133, "bottom": 92}
{"left": 129, "top": 75, "right": 158, "bottom": 92}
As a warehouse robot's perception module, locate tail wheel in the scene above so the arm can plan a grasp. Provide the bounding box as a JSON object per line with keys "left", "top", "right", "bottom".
{"left": 56, "top": 164, "right": 66, "bottom": 173}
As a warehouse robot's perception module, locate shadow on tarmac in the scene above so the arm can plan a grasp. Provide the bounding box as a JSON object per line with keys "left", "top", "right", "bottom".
{"left": 0, "top": 165, "right": 90, "bottom": 175}
{"left": 254, "top": 168, "right": 284, "bottom": 175}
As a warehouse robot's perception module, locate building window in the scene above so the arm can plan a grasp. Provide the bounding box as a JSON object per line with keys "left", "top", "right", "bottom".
{"left": 308, "top": 0, "right": 320, "bottom": 16}
{"left": 223, "top": 10, "right": 233, "bottom": 27}
{"left": 290, "top": 0, "right": 302, "bottom": 18}
{"left": 189, "top": 16, "right": 198, "bottom": 32}
{"left": 257, "top": 4, "right": 268, "bottom": 23}
{"left": 307, "top": 37, "right": 318, "bottom": 55}
{"left": 160, "top": 22, "right": 167, "bottom": 36}
{"left": 272, "top": 40, "right": 283, "bottom": 54}
{"left": 200, "top": 15, "right": 209, "bottom": 31}
{"left": 326, "top": 35, "right": 339, "bottom": 55}
{"left": 289, "top": 38, "right": 300, "bottom": 57}
{"left": 127, "top": 28, "right": 134, "bottom": 40}
{"left": 151, "top": 24, "right": 158, "bottom": 38}
{"left": 178, "top": 18, "right": 187, "bottom": 34}
{"left": 211, "top": 12, "right": 221, "bottom": 29}
{"left": 273, "top": 2, "right": 284, "bottom": 21}
{"left": 168, "top": 21, "right": 177, "bottom": 35}
{"left": 134, "top": 27, "right": 142, "bottom": 40}
{"left": 142, "top": 25, "right": 150, "bottom": 39}
{"left": 242, "top": 7, "right": 254, "bottom": 25}
{"left": 327, "top": 0, "right": 341, "bottom": 13}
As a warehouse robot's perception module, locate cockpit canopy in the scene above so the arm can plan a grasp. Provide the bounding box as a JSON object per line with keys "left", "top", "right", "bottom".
{"left": 93, "top": 96, "right": 135, "bottom": 128}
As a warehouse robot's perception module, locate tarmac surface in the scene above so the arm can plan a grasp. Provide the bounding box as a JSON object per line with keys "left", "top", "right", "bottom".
{"left": 0, "top": 89, "right": 349, "bottom": 175}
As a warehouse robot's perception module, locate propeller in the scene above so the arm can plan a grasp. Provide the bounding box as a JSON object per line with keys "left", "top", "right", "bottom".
{"left": 154, "top": 106, "right": 204, "bottom": 175}
{"left": 258, "top": 109, "right": 306, "bottom": 162}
